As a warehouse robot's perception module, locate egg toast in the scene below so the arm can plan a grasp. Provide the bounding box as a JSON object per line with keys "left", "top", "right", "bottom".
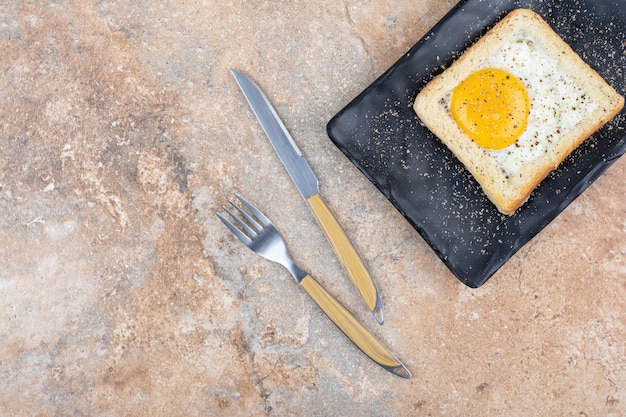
{"left": 413, "top": 8, "right": 624, "bottom": 215}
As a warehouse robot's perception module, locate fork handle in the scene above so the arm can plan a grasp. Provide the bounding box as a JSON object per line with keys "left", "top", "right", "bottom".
{"left": 306, "top": 193, "right": 384, "bottom": 325}
{"left": 299, "top": 274, "right": 411, "bottom": 378}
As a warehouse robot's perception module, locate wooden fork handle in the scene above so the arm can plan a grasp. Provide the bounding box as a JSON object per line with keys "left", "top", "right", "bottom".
{"left": 300, "top": 274, "right": 411, "bottom": 378}
{"left": 306, "top": 193, "right": 384, "bottom": 324}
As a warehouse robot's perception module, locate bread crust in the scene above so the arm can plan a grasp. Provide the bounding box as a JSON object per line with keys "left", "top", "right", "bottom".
{"left": 413, "top": 9, "right": 624, "bottom": 215}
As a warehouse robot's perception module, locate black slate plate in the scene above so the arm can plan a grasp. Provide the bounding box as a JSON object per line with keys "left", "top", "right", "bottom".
{"left": 327, "top": 0, "right": 626, "bottom": 288}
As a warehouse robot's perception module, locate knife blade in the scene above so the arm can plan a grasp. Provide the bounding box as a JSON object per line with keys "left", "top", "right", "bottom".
{"left": 231, "top": 69, "right": 384, "bottom": 325}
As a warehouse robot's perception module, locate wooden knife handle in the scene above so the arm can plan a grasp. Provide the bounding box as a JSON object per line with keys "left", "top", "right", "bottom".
{"left": 306, "top": 193, "right": 384, "bottom": 324}
{"left": 300, "top": 274, "right": 411, "bottom": 378}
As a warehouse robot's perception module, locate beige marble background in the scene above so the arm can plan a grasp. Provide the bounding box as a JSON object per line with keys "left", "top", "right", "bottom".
{"left": 1, "top": 1, "right": 624, "bottom": 416}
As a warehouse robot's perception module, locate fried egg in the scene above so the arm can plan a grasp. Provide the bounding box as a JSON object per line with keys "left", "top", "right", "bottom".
{"left": 444, "top": 34, "right": 597, "bottom": 178}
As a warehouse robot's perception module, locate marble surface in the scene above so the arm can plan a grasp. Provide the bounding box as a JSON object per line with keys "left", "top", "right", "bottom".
{"left": 1, "top": 1, "right": 625, "bottom": 416}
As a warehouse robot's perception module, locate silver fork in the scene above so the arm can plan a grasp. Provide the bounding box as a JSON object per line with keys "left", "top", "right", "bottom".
{"left": 217, "top": 194, "right": 411, "bottom": 379}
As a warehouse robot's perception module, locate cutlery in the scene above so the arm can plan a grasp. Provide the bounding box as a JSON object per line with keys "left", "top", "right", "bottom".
{"left": 217, "top": 194, "right": 411, "bottom": 378}
{"left": 232, "top": 69, "right": 385, "bottom": 325}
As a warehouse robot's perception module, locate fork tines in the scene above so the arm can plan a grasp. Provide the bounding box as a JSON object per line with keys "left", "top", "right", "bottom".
{"left": 217, "top": 194, "right": 271, "bottom": 244}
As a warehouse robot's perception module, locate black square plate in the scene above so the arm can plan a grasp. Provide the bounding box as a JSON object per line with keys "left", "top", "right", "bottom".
{"left": 327, "top": 0, "right": 626, "bottom": 288}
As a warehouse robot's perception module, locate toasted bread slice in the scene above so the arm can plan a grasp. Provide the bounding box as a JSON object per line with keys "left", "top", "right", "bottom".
{"left": 413, "top": 9, "right": 624, "bottom": 215}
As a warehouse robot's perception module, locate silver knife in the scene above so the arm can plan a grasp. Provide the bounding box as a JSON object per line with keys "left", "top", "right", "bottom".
{"left": 232, "top": 69, "right": 384, "bottom": 324}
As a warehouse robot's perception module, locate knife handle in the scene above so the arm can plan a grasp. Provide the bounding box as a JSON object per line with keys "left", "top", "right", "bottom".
{"left": 306, "top": 193, "right": 384, "bottom": 324}
{"left": 300, "top": 274, "right": 411, "bottom": 378}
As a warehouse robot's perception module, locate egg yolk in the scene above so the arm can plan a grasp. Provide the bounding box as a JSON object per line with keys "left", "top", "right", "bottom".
{"left": 451, "top": 67, "right": 530, "bottom": 150}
